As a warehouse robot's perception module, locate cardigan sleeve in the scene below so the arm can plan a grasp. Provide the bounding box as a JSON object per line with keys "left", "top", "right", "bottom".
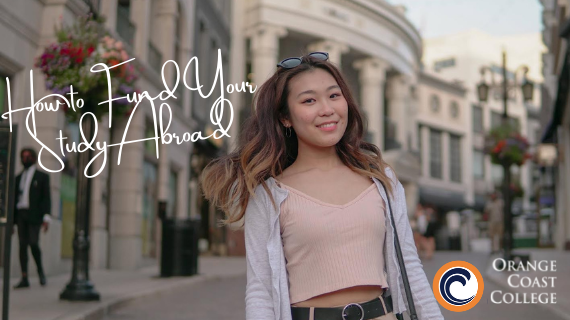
{"left": 244, "top": 191, "right": 276, "bottom": 320}
{"left": 393, "top": 180, "right": 445, "bottom": 320}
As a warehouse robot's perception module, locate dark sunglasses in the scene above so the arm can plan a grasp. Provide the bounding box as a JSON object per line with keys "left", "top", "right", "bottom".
{"left": 276, "top": 52, "right": 329, "bottom": 69}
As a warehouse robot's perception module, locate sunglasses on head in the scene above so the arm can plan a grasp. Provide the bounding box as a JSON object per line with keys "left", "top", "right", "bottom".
{"left": 276, "top": 52, "right": 329, "bottom": 69}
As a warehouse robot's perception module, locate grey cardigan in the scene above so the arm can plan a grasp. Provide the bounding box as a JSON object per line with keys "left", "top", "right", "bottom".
{"left": 244, "top": 167, "right": 444, "bottom": 320}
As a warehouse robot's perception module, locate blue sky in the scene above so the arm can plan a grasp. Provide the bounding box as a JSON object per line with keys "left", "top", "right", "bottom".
{"left": 387, "top": 0, "right": 543, "bottom": 38}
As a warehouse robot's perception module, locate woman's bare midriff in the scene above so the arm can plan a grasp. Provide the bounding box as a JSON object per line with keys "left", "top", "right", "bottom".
{"left": 291, "top": 285, "right": 385, "bottom": 308}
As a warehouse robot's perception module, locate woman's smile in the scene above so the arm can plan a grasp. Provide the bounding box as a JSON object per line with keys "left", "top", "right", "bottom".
{"left": 317, "top": 121, "right": 338, "bottom": 132}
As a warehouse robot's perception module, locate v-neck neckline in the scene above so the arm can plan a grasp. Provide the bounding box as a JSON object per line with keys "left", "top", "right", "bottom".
{"left": 273, "top": 178, "right": 376, "bottom": 209}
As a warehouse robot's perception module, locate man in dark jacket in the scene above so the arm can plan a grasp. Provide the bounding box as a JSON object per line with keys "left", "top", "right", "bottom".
{"left": 13, "top": 147, "right": 51, "bottom": 288}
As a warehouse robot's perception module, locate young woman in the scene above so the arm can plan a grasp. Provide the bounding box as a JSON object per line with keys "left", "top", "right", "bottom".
{"left": 200, "top": 52, "right": 443, "bottom": 320}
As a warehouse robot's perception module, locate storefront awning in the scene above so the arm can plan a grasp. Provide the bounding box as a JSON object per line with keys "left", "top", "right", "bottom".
{"left": 542, "top": 19, "right": 570, "bottom": 143}
{"left": 419, "top": 186, "right": 468, "bottom": 212}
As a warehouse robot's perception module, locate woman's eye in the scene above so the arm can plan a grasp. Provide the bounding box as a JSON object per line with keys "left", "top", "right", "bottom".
{"left": 330, "top": 93, "right": 341, "bottom": 98}
{"left": 303, "top": 98, "right": 315, "bottom": 104}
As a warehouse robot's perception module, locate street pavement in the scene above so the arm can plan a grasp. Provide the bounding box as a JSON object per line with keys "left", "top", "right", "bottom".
{"left": 1, "top": 256, "right": 247, "bottom": 320}
{"left": 103, "top": 275, "right": 246, "bottom": 320}
{"left": 102, "top": 251, "right": 566, "bottom": 320}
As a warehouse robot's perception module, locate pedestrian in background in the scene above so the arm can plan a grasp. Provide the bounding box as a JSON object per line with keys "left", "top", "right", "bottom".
{"left": 200, "top": 52, "right": 443, "bottom": 320}
{"left": 13, "top": 147, "right": 51, "bottom": 288}
{"left": 413, "top": 204, "right": 427, "bottom": 256}
{"left": 421, "top": 207, "right": 438, "bottom": 260}
{"left": 484, "top": 191, "right": 504, "bottom": 254}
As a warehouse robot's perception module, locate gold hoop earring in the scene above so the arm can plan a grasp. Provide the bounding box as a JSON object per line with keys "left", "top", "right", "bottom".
{"left": 285, "top": 126, "right": 291, "bottom": 138}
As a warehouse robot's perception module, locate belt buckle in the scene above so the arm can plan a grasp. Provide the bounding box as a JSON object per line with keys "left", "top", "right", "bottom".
{"left": 341, "top": 302, "right": 364, "bottom": 320}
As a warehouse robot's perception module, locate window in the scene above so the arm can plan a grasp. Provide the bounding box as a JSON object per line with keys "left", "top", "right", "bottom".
{"left": 0, "top": 76, "right": 7, "bottom": 120}
{"left": 450, "top": 134, "right": 461, "bottom": 183}
{"left": 491, "top": 164, "right": 503, "bottom": 186}
{"left": 429, "top": 129, "right": 442, "bottom": 179}
{"left": 472, "top": 105, "right": 483, "bottom": 133}
{"left": 434, "top": 57, "right": 456, "bottom": 71}
{"left": 473, "top": 149, "right": 485, "bottom": 179}
{"left": 167, "top": 170, "right": 178, "bottom": 218}
{"left": 144, "top": 121, "right": 157, "bottom": 156}
{"left": 491, "top": 111, "right": 502, "bottom": 129}
{"left": 491, "top": 111, "right": 520, "bottom": 132}
{"left": 174, "top": 2, "right": 184, "bottom": 105}
{"left": 450, "top": 101, "right": 459, "bottom": 118}
{"left": 116, "top": 0, "right": 134, "bottom": 47}
{"left": 430, "top": 95, "right": 440, "bottom": 113}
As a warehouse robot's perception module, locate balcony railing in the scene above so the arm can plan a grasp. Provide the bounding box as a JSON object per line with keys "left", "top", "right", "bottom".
{"left": 148, "top": 42, "right": 162, "bottom": 73}
{"left": 116, "top": 6, "right": 135, "bottom": 47}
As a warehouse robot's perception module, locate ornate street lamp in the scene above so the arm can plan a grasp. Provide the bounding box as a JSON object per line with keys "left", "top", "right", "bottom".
{"left": 521, "top": 78, "right": 535, "bottom": 102}
{"left": 60, "top": 0, "right": 101, "bottom": 302}
{"left": 477, "top": 80, "right": 489, "bottom": 103}
{"left": 476, "top": 50, "right": 533, "bottom": 263}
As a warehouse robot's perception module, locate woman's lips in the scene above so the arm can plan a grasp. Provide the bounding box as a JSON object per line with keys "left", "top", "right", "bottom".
{"left": 317, "top": 122, "right": 337, "bottom": 132}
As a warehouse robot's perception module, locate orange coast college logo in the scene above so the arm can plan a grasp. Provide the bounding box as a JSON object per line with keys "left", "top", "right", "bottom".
{"left": 433, "top": 261, "right": 484, "bottom": 312}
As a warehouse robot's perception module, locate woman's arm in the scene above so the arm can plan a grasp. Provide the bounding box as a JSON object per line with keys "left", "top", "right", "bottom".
{"left": 244, "top": 192, "right": 276, "bottom": 320}
{"left": 393, "top": 181, "right": 444, "bottom": 320}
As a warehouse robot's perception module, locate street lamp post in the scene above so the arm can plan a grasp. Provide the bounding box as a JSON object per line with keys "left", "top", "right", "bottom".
{"left": 476, "top": 50, "right": 534, "bottom": 262}
{"left": 60, "top": 0, "right": 101, "bottom": 301}
{"left": 60, "top": 102, "right": 100, "bottom": 301}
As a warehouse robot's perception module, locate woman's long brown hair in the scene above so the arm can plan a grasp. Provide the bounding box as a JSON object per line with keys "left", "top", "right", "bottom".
{"left": 199, "top": 54, "right": 395, "bottom": 228}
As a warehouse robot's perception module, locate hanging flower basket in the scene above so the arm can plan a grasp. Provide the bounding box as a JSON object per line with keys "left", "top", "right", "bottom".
{"left": 35, "top": 15, "right": 139, "bottom": 122}
{"left": 485, "top": 123, "right": 532, "bottom": 167}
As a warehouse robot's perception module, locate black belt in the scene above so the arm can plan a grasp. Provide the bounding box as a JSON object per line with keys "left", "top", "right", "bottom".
{"left": 290, "top": 295, "right": 393, "bottom": 320}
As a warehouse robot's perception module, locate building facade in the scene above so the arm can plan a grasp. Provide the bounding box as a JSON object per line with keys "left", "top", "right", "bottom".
{"left": 228, "top": 0, "right": 424, "bottom": 217}
{"left": 416, "top": 71, "right": 470, "bottom": 213}
{"left": 422, "top": 30, "right": 545, "bottom": 214}
{"left": 540, "top": 0, "right": 570, "bottom": 250}
{"left": 0, "top": 0, "right": 231, "bottom": 276}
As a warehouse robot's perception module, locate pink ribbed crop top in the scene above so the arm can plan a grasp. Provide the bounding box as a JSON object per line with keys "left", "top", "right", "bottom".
{"left": 277, "top": 179, "right": 389, "bottom": 305}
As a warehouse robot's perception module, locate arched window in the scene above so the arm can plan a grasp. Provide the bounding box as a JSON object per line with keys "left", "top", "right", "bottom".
{"left": 430, "top": 95, "right": 440, "bottom": 113}
{"left": 450, "top": 101, "right": 459, "bottom": 118}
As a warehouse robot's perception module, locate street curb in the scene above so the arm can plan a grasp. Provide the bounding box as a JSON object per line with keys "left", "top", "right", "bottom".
{"left": 56, "top": 272, "right": 247, "bottom": 320}
{"left": 485, "top": 263, "right": 570, "bottom": 320}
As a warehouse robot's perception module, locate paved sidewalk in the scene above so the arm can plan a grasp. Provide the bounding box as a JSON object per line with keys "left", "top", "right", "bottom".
{"left": 1, "top": 256, "right": 246, "bottom": 320}
{"left": 485, "top": 249, "right": 570, "bottom": 320}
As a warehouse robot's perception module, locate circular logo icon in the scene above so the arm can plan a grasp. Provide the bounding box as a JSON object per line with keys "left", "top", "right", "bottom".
{"left": 433, "top": 261, "right": 484, "bottom": 312}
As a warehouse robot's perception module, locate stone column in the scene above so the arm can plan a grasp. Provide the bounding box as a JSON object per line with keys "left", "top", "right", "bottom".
{"left": 109, "top": 109, "right": 145, "bottom": 270}
{"left": 154, "top": 0, "right": 177, "bottom": 204}
{"left": 387, "top": 74, "right": 412, "bottom": 151}
{"left": 227, "top": 0, "right": 246, "bottom": 152}
{"left": 154, "top": 0, "right": 178, "bottom": 87}
{"left": 100, "top": 0, "right": 118, "bottom": 31}
{"left": 421, "top": 125, "right": 430, "bottom": 177}
{"left": 131, "top": 0, "right": 151, "bottom": 61}
{"left": 249, "top": 24, "right": 287, "bottom": 89}
{"left": 353, "top": 58, "right": 390, "bottom": 149}
{"left": 307, "top": 40, "right": 349, "bottom": 66}
{"left": 90, "top": 115, "right": 111, "bottom": 269}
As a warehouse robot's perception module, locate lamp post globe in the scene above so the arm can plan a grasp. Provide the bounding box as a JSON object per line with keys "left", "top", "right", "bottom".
{"left": 521, "top": 79, "right": 534, "bottom": 102}
{"left": 477, "top": 81, "right": 489, "bottom": 102}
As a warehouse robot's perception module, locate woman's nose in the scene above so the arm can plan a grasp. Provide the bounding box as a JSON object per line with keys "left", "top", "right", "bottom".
{"left": 319, "top": 101, "right": 334, "bottom": 115}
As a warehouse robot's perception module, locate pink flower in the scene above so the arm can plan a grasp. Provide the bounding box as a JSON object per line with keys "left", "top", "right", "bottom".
{"left": 116, "top": 41, "right": 123, "bottom": 50}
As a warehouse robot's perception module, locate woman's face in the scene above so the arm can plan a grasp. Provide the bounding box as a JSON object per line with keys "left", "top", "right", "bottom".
{"left": 283, "top": 68, "right": 348, "bottom": 148}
